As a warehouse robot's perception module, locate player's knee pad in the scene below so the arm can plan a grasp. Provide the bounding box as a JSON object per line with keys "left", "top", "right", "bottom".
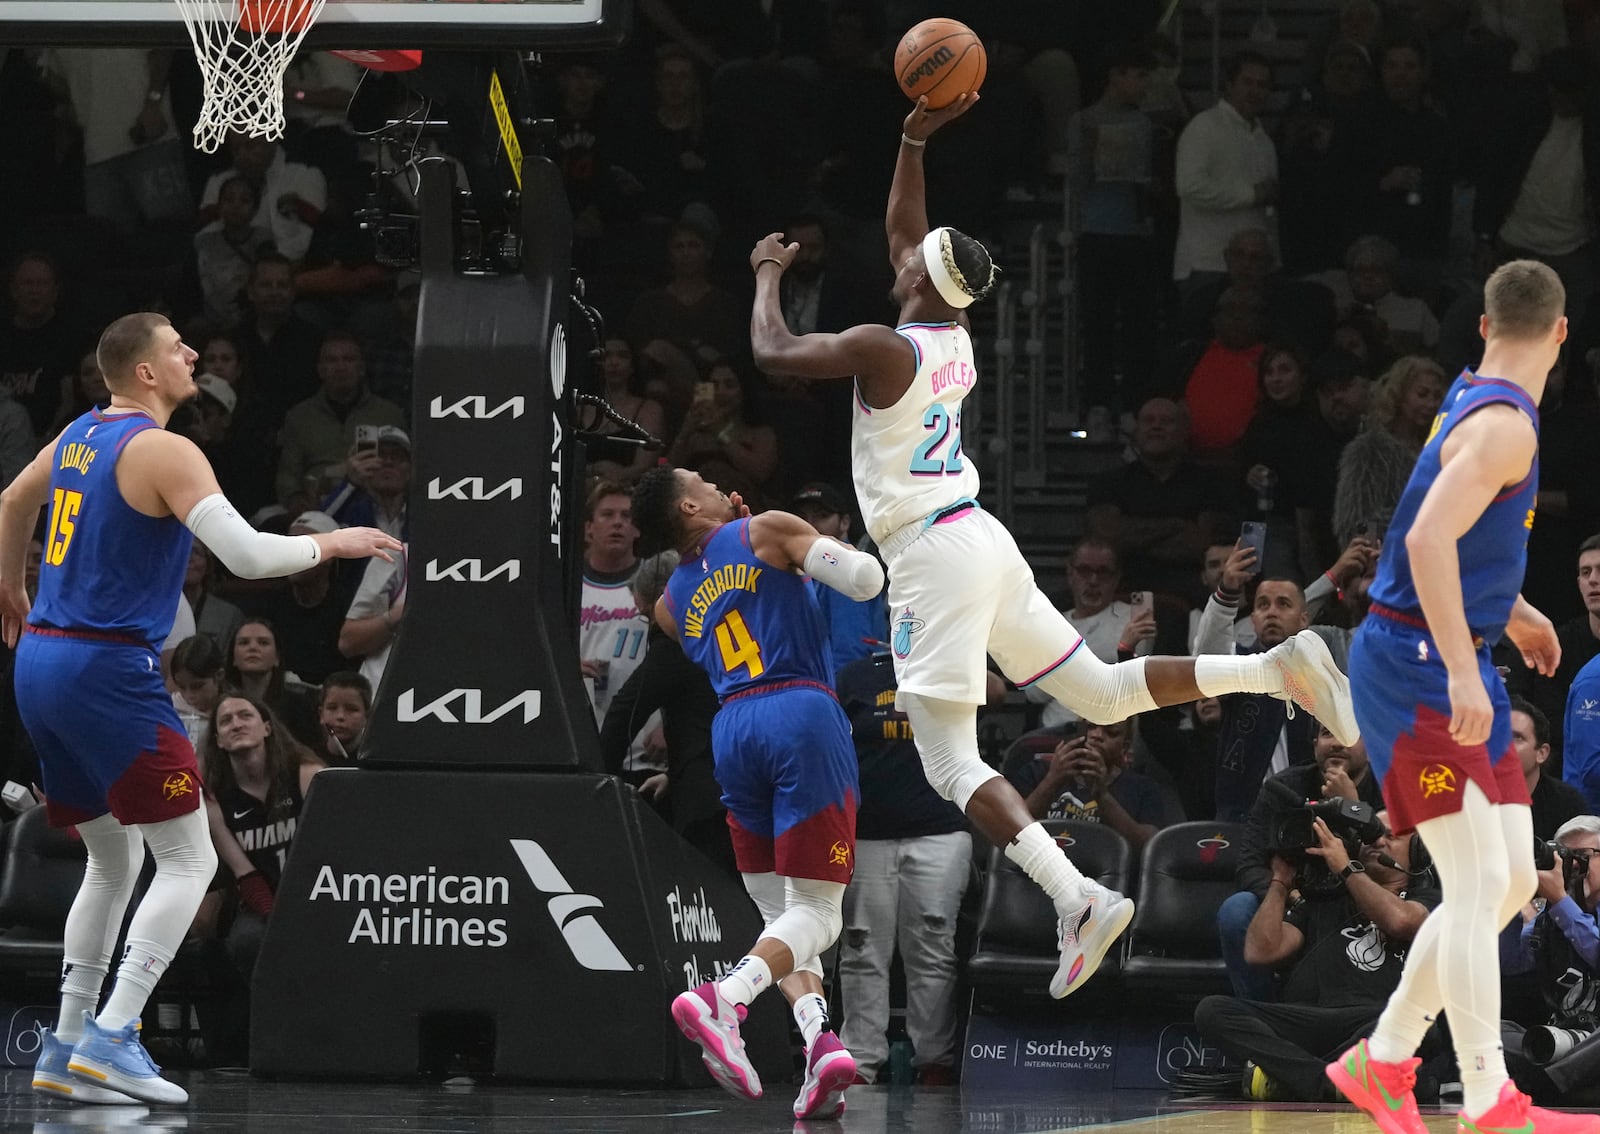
{"left": 142, "top": 807, "right": 218, "bottom": 889}
{"left": 76, "top": 814, "right": 142, "bottom": 895}
{"left": 741, "top": 872, "right": 787, "bottom": 929}
{"left": 900, "top": 692, "right": 1000, "bottom": 810}
{"left": 759, "top": 878, "right": 846, "bottom": 963}
{"left": 1033, "top": 650, "right": 1155, "bottom": 726}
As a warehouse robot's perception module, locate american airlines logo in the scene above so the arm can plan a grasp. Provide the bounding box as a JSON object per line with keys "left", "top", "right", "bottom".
{"left": 395, "top": 688, "right": 541, "bottom": 723}
{"left": 427, "top": 476, "right": 524, "bottom": 501}
{"left": 429, "top": 394, "right": 527, "bottom": 420}
{"left": 510, "top": 838, "right": 632, "bottom": 971}
{"left": 424, "top": 558, "right": 522, "bottom": 583}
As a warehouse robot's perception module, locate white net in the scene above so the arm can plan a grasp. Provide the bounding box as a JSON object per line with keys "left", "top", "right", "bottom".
{"left": 173, "top": 0, "right": 329, "bottom": 153}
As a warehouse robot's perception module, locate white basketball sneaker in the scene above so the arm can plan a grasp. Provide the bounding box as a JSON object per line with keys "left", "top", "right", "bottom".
{"left": 1265, "top": 629, "right": 1360, "bottom": 746}
{"left": 1050, "top": 883, "right": 1135, "bottom": 999}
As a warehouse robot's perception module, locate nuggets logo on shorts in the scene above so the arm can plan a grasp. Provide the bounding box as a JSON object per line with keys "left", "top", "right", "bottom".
{"left": 828, "top": 841, "right": 851, "bottom": 867}
{"left": 162, "top": 772, "right": 195, "bottom": 801}
{"left": 1418, "top": 764, "right": 1457, "bottom": 798}
{"left": 892, "top": 607, "right": 925, "bottom": 660}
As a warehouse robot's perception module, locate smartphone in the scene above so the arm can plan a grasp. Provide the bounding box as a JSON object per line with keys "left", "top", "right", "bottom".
{"left": 1239, "top": 521, "right": 1267, "bottom": 574}
{"left": 1129, "top": 590, "right": 1154, "bottom": 618}
{"left": 355, "top": 424, "right": 379, "bottom": 453}
{"left": 693, "top": 381, "right": 716, "bottom": 405}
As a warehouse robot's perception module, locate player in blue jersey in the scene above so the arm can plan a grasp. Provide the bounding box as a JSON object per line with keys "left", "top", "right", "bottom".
{"left": 633, "top": 463, "right": 884, "bottom": 1121}
{"left": 0, "top": 313, "right": 398, "bottom": 1107}
{"left": 1325, "top": 264, "right": 1600, "bottom": 1134}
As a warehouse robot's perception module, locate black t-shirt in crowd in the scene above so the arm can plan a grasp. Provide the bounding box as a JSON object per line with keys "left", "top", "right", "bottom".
{"left": 1006, "top": 758, "right": 1185, "bottom": 829}
{"left": 1281, "top": 882, "right": 1441, "bottom": 1009}
{"left": 1532, "top": 773, "right": 1589, "bottom": 843}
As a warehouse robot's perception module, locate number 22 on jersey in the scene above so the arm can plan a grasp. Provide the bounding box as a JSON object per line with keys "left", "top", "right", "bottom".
{"left": 910, "top": 402, "right": 965, "bottom": 476}
{"left": 45, "top": 488, "right": 82, "bottom": 566}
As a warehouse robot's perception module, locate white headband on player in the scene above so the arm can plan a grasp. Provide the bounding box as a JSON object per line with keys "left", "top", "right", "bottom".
{"left": 921, "top": 227, "right": 975, "bottom": 310}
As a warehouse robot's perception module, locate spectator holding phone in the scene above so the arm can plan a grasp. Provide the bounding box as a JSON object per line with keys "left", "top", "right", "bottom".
{"left": 319, "top": 424, "right": 412, "bottom": 540}
{"left": 1025, "top": 537, "right": 1155, "bottom": 729}
{"left": 665, "top": 358, "right": 779, "bottom": 510}
{"left": 1005, "top": 717, "right": 1183, "bottom": 849}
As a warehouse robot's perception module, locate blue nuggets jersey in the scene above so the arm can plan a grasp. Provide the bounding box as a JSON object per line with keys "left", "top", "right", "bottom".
{"left": 30, "top": 410, "right": 193, "bottom": 647}
{"left": 665, "top": 519, "right": 834, "bottom": 699}
{"left": 1367, "top": 372, "right": 1538, "bottom": 646}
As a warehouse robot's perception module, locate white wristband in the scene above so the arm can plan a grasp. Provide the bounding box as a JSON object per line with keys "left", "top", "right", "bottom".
{"left": 185, "top": 493, "right": 322, "bottom": 579}
{"left": 802, "top": 538, "right": 885, "bottom": 602}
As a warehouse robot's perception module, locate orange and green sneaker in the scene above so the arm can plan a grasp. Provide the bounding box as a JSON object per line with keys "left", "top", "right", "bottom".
{"left": 1325, "top": 1040, "right": 1428, "bottom": 1134}
{"left": 1458, "top": 1080, "right": 1600, "bottom": 1133}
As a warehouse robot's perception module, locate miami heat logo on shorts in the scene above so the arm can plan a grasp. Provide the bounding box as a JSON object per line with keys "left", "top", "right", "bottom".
{"left": 1418, "top": 764, "right": 1457, "bottom": 799}
{"left": 162, "top": 772, "right": 195, "bottom": 801}
{"left": 828, "top": 841, "right": 851, "bottom": 867}
{"left": 892, "top": 607, "right": 925, "bottom": 659}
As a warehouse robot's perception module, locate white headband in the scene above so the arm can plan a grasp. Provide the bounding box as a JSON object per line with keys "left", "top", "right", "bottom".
{"left": 921, "top": 228, "right": 975, "bottom": 310}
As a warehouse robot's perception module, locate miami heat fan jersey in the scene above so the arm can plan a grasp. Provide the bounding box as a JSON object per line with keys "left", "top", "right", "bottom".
{"left": 851, "top": 321, "right": 983, "bottom": 545}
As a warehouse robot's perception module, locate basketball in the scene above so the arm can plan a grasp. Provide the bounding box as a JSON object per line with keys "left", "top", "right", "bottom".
{"left": 895, "top": 18, "right": 986, "bottom": 109}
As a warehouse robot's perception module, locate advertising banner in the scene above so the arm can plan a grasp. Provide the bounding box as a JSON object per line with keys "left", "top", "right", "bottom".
{"left": 252, "top": 769, "right": 789, "bottom": 1084}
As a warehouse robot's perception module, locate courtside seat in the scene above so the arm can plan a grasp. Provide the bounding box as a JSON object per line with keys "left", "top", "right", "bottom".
{"left": 966, "top": 821, "right": 1132, "bottom": 1000}
{"left": 0, "top": 806, "right": 86, "bottom": 993}
{"left": 1119, "top": 821, "right": 1242, "bottom": 996}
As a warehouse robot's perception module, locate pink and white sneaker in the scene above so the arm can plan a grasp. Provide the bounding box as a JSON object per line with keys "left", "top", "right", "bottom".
{"left": 793, "top": 1031, "right": 856, "bottom": 1120}
{"left": 671, "top": 981, "right": 762, "bottom": 1100}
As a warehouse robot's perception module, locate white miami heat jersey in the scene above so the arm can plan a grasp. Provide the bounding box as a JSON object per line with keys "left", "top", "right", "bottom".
{"left": 851, "top": 321, "right": 983, "bottom": 544}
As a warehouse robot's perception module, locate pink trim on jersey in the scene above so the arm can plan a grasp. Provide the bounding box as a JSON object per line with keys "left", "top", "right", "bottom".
{"left": 1015, "top": 637, "right": 1087, "bottom": 688}
{"left": 932, "top": 504, "right": 974, "bottom": 525}
{"left": 853, "top": 380, "right": 873, "bottom": 416}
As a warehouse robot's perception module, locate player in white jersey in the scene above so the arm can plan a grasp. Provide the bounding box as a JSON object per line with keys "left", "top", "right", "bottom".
{"left": 749, "top": 93, "right": 1361, "bottom": 999}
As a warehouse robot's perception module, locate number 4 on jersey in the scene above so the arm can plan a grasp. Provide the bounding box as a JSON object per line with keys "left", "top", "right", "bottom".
{"left": 714, "top": 609, "right": 765, "bottom": 679}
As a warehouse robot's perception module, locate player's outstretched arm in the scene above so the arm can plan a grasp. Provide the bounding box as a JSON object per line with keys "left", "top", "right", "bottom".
{"left": 126, "top": 430, "right": 401, "bottom": 579}
{"left": 1408, "top": 405, "right": 1537, "bottom": 744}
{"left": 750, "top": 235, "right": 910, "bottom": 382}
{"left": 0, "top": 436, "right": 62, "bottom": 647}
{"left": 887, "top": 93, "right": 978, "bottom": 264}
{"left": 748, "top": 510, "right": 884, "bottom": 601}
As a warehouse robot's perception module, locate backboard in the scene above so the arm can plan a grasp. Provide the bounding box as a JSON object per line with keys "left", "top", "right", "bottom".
{"left": 0, "top": 0, "right": 624, "bottom": 49}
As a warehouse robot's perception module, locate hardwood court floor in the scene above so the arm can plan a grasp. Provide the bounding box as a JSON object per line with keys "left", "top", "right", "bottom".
{"left": 0, "top": 1070, "right": 1483, "bottom": 1133}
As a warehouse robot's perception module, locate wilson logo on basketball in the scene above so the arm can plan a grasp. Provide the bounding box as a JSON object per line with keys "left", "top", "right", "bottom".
{"left": 161, "top": 773, "right": 195, "bottom": 801}
{"left": 903, "top": 45, "right": 954, "bottom": 87}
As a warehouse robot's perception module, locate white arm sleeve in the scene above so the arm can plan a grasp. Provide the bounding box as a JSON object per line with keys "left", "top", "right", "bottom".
{"left": 803, "top": 539, "right": 885, "bottom": 602}
{"left": 185, "top": 493, "right": 323, "bottom": 580}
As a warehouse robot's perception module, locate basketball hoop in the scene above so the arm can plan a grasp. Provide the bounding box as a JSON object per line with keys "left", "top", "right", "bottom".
{"left": 173, "top": 0, "right": 328, "bottom": 152}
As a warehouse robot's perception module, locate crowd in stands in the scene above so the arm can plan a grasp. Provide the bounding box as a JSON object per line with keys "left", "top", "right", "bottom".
{"left": 4, "top": 0, "right": 1600, "bottom": 1100}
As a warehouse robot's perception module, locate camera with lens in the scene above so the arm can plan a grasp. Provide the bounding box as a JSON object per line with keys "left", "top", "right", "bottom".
{"left": 1269, "top": 797, "right": 1384, "bottom": 856}
{"left": 1267, "top": 794, "right": 1386, "bottom": 891}
{"left": 1535, "top": 837, "right": 1559, "bottom": 871}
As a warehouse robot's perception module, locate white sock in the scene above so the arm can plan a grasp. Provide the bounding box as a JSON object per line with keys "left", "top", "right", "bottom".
{"left": 56, "top": 962, "right": 106, "bottom": 1043}
{"left": 794, "top": 992, "right": 829, "bottom": 1049}
{"left": 1368, "top": 915, "right": 1442, "bottom": 1063}
{"left": 1194, "top": 653, "right": 1281, "bottom": 697}
{"left": 1458, "top": 1040, "right": 1509, "bottom": 1119}
{"left": 717, "top": 955, "right": 772, "bottom": 1008}
{"left": 98, "top": 940, "right": 170, "bottom": 1030}
{"left": 1005, "top": 822, "right": 1090, "bottom": 908}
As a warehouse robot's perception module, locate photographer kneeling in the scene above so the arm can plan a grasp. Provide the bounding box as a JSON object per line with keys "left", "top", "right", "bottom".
{"left": 1501, "top": 815, "right": 1600, "bottom": 1106}
{"left": 1195, "top": 812, "right": 1441, "bottom": 1101}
